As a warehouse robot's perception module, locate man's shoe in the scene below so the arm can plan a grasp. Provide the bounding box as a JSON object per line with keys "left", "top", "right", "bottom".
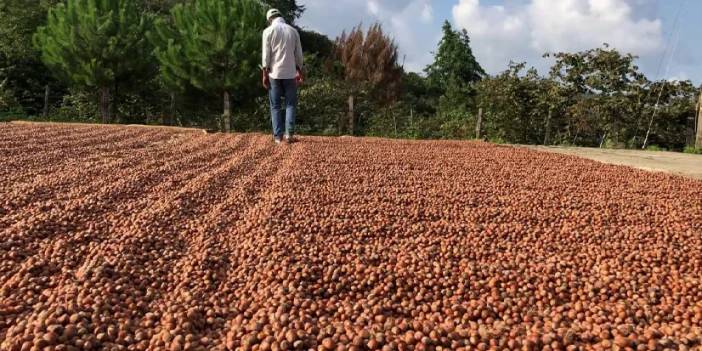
{"left": 284, "top": 135, "right": 296, "bottom": 144}
{"left": 274, "top": 137, "right": 282, "bottom": 144}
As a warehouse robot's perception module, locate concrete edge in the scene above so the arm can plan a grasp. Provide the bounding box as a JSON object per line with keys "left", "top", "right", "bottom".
{"left": 518, "top": 145, "right": 702, "bottom": 181}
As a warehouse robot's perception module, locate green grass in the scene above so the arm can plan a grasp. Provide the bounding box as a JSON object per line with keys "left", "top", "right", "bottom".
{"left": 645, "top": 145, "right": 667, "bottom": 152}
{"left": 0, "top": 109, "right": 27, "bottom": 122}
{"left": 683, "top": 146, "right": 702, "bottom": 155}
{"left": 488, "top": 136, "right": 507, "bottom": 144}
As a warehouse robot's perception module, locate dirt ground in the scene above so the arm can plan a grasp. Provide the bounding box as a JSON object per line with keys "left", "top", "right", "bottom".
{"left": 524, "top": 145, "right": 702, "bottom": 180}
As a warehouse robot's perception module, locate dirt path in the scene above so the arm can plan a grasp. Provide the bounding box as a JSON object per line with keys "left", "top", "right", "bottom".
{"left": 524, "top": 145, "right": 702, "bottom": 180}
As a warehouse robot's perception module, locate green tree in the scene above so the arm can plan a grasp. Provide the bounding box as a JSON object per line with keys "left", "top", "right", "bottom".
{"left": 0, "top": 0, "right": 63, "bottom": 115}
{"left": 335, "top": 23, "right": 403, "bottom": 135}
{"left": 299, "top": 30, "right": 334, "bottom": 59}
{"left": 425, "top": 21, "right": 485, "bottom": 90}
{"left": 639, "top": 80, "right": 698, "bottom": 150}
{"left": 260, "top": 0, "right": 304, "bottom": 24}
{"left": 0, "top": 77, "right": 17, "bottom": 112}
{"left": 259, "top": 1, "right": 330, "bottom": 59}
{"left": 142, "top": 0, "right": 182, "bottom": 14}
{"left": 424, "top": 21, "right": 485, "bottom": 139}
{"left": 401, "top": 73, "right": 436, "bottom": 114}
{"left": 149, "top": 0, "right": 265, "bottom": 131}
{"left": 260, "top": 1, "right": 333, "bottom": 62}
{"left": 0, "top": 0, "right": 56, "bottom": 60}
{"left": 147, "top": 4, "right": 189, "bottom": 125}
{"left": 297, "top": 77, "right": 348, "bottom": 135}
{"left": 547, "top": 44, "right": 644, "bottom": 146}
{"left": 476, "top": 63, "right": 531, "bottom": 143}
{"left": 34, "top": 0, "right": 152, "bottom": 123}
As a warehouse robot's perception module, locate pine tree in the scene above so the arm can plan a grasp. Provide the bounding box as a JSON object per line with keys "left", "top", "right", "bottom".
{"left": 335, "top": 24, "right": 402, "bottom": 135}
{"left": 148, "top": 8, "right": 187, "bottom": 125}
{"left": 0, "top": 0, "right": 63, "bottom": 115}
{"left": 424, "top": 21, "right": 485, "bottom": 136}
{"left": 425, "top": 21, "right": 485, "bottom": 90}
{"left": 149, "top": 0, "right": 265, "bottom": 131}
{"left": 142, "top": 0, "right": 182, "bottom": 14}
{"left": 33, "top": 0, "right": 151, "bottom": 123}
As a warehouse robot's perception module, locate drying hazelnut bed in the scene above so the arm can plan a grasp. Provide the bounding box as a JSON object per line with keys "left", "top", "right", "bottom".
{"left": 1, "top": 123, "right": 701, "bottom": 351}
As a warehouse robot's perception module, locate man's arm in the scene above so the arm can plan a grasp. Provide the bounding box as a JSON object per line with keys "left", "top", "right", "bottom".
{"left": 262, "top": 68, "right": 270, "bottom": 90}
{"left": 294, "top": 30, "right": 304, "bottom": 86}
{"left": 294, "top": 30, "right": 304, "bottom": 70}
{"left": 262, "top": 29, "right": 271, "bottom": 89}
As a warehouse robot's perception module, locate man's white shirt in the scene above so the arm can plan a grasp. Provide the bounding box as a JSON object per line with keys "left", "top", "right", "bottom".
{"left": 262, "top": 18, "right": 304, "bottom": 80}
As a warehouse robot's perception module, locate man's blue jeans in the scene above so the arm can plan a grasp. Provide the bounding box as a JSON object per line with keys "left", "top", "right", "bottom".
{"left": 269, "top": 79, "right": 297, "bottom": 138}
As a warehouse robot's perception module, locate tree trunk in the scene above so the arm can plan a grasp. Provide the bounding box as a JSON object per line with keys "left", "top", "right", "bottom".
{"left": 99, "top": 86, "right": 110, "bottom": 124}
{"left": 642, "top": 112, "right": 656, "bottom": 150}
{"left": 631, "top": 86, "right": 643, "bottom": 147}
{"left": 347, "top": 94, "right": 355, "bottom": 135}
{"left": 696, "top": 90, "right": 702, "bottom": 149}
{"left": 222, "top": 90, "right": 231, "bottom": 132}
{"left": 475, "top": 108, "right": 483, "bottom": 140}
{"left": 164, "top": 92, "right": 176, "bottom": 126}
{"left": 613, "top": 122, "right": 619, "bottom": 146}
{"left": 43, "top": 84, "right": 50, "bottom": 118}
{"left": 112, "top": 83, "right": 117, "bottom": 123}
{"left": 338, "top": 113, "right": 343, "bottom": 136}
{"left": 543, "top": 108, "right": 551, "bottom": 145}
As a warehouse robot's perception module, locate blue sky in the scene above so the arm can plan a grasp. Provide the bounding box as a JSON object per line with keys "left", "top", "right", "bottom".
{"left": 299, "top": 0, "right": 701, "bottom": 84}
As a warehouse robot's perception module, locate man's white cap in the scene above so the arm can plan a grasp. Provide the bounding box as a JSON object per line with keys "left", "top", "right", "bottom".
{"left": 266, "top": 9, "right": 281, "bottom": 20}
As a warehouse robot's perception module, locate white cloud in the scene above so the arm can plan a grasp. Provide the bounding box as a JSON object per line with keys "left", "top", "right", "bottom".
{"left": 452, "top": 0, "right": 664, "bottom": 74}
{"left": 420, "top": 3, "right": 434, "bottom": 23}
{"left": 298, "top": 0, "right": 675, "bottom": 78}
{"left": 367, "top": 1, "right": 380, "bottom": 16}
{"left": 668, "top": 72, "right": 689, "bottom": 82}
{"left": 299, "top": 0, "right": 439, "bottom": 72}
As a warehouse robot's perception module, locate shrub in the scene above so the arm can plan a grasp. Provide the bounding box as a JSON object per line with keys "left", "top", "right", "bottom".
{"left": 54, "top": 89, "right": 99, "bottom": 123}
{"left": 0, "top": 79, "right": 20, "bottom": 113}
{"left": 645, "top": 145, "right": 667, "bottom": 152}
{"left": 489, "top": 136, "right": 507, "bottom": 144}
{"left": 683, "top": 146, "right": 702, "bottom": 155}
{"left": 297, "top": 78, "right": 348, "bottom": 135}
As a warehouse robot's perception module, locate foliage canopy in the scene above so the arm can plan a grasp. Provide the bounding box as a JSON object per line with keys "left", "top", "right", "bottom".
{"left": 149, "top": 0, "right": 266, "bottom": 130}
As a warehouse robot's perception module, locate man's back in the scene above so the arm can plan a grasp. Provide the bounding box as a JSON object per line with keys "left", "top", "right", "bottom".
{"left": 262, "top": 18, "right": 303, "bottom": 80}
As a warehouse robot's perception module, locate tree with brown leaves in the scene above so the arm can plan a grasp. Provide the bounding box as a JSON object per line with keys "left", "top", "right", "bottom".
{"left": 335, "top": 23, "right": 402, "bottom": 135}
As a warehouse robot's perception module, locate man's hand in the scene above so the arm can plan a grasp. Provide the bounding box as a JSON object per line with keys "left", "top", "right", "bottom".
{"left": 262, "top": 69, "right": 270, "bottom": 90}
{"left": 295, "top": 69, "right": 304, "bottom": 87}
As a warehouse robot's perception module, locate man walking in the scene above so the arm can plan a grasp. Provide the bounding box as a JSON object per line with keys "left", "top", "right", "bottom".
{"left": 262, "top": 8, "right": 304, "bottom": 144}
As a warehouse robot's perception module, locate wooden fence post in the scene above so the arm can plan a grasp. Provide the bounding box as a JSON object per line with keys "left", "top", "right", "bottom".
{"left": 544, "top": 109, "right": 552, "bottom": 145}
{"left": 348, "top": 95, "right": 355, "bottom": 136}
{"left": 696, "top": 90, "right": 702, "bottom": 149}
{"left": 475, "top": 108, "right": 483, "bottom": 139}
{"left": 43, "top": 85, "right": 50, "bottom": 118}
{"left": 222, "top": 91, "right": 231, "bottom": 132}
